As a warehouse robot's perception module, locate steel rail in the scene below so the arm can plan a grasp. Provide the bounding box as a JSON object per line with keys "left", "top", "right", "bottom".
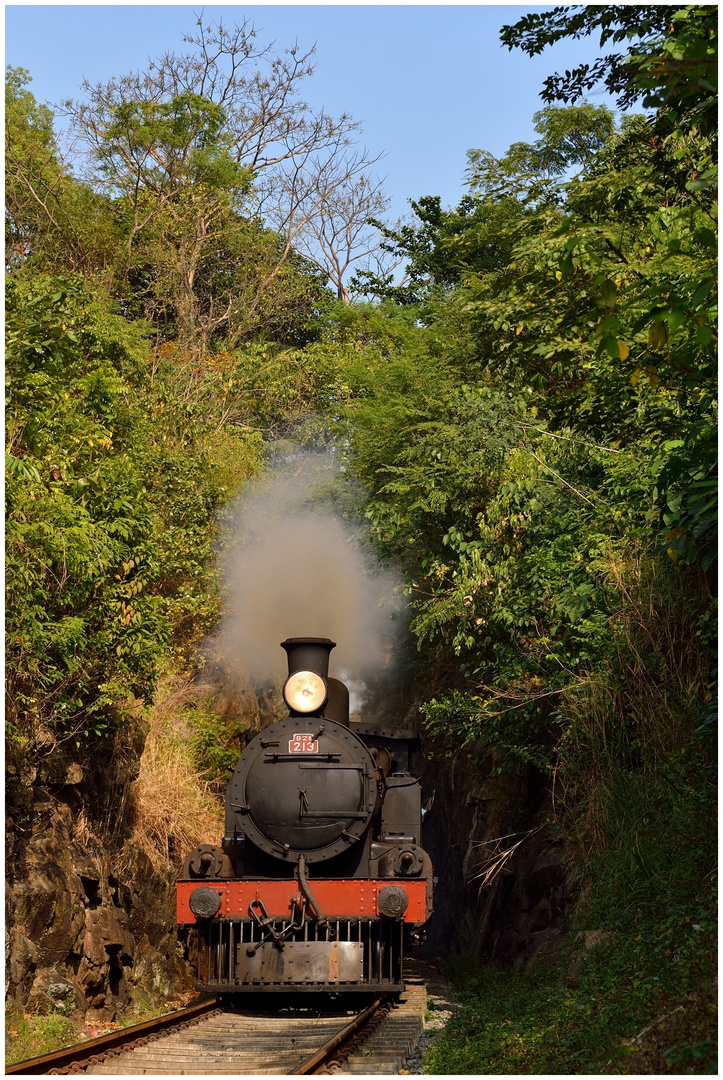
{"left": 289, "top": 995, "right": 385, "bottom": 1075}
{"left": 5, "top": 995, "right": 222, "bottom": 1075}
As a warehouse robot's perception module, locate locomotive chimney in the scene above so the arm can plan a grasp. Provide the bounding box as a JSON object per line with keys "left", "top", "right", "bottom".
{"left": 280, "top": 637, "right": 336, "bottom": 677}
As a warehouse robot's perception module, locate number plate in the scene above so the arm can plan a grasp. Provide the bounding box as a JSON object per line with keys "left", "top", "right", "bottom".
{"left": 288, "top": 734, "right": 319, "bottom": 753}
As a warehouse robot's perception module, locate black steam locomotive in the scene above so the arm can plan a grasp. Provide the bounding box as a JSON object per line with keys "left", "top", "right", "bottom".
{"left": 177, "top": 637, "right": 434, "bottom": 993}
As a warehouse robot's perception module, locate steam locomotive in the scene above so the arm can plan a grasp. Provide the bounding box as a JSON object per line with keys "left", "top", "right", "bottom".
{"left": 177, "top": 637, "right": 434, "bottom": 993}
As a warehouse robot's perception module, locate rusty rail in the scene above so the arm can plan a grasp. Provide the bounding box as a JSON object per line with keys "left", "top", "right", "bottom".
{"left": 290, "top": 995, "right": 389, "bottom": 1075}
{"left": 5, "top": 996, "right": 222, "bottom": 1075}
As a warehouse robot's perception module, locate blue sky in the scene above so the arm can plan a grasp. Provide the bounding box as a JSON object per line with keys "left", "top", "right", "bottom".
{"left": 6, "top": 5, "right": 621, "bottom": 223}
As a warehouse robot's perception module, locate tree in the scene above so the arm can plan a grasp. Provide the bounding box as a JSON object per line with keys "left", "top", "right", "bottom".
{"left": 477, "top": 8, "right": 718, "bottom": 567}
{"left": 61, "top": 16, "right": 390, "bottom": 346}
{"left": 356, "top": 103, "right": 617, "bottom": 309}
{"left": 319, "top": 5, "right": 717, "bottom": 769}
{"left": 5, "top": 271, "right": 268, "bottom": 757}
{"left": 262, "top": 153, "right": 392, "bottom": 303}
{"left": 5, "top": 276, "right": 167, "bottom": 750}
{"left": 351, "top": 193, "right": 520, "bottom": 307}
{"left": 500, "top": 5, "right": 717, "bottom": 139}
{"left": 467, "top": 102, "right": 617, "bottom": 194}
{"left": 5, "top": 67, "right": 120, "bottom": 279}
{"left": 500, "top": 5, "right": 674, "bottom": 108}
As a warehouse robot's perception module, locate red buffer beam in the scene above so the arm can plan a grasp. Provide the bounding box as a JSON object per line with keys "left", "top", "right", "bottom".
{"left": 177, "top": 879, "right": 427, "bottom": 924}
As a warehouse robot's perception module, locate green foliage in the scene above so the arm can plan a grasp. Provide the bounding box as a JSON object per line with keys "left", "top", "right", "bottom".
{"left": 425, "top": 902, "right": 716, "bottom": 1074}
{"left": 425, "top": 681, "right": 716, "bottom": 1074}
{"left": 499, "top": 5, "right": 717, "bottom": 117}
{"left": 6, "top": 64, "right": 333, "bottom": 352}
{"left": 327, "top": 13, "right": 717, "bottom": 1073}
{"left": 352, "top": 193, "right": 520, "bottom": 306}
{"left": 93, "top": 85, "right": 331, "bottom": 349}
{"left": 317, "top": 26, "right": 717, "bottom": 1074}
{"left": 186, "top": 697, "right": 243, "bottom": 791}
{"left": 339, "top": 326, "right": 713, "bottom": 773}
{"left": 99, "top": 92, "right": 252, "bottom": 196}
{"left": 5, "top": 272, "right": 265, "bottom": 757}
{"left": 452, "top": 58, "right": 717, "bottom": 565}
{"left": 5, "top": 1007, "right": 81, "bottom": 1067}
{"left": 6, "top": 275, "right": 168, "bottom": 746}
{"left": 110, "top": 176, "right": 329, "bottom": 351}
{"left": 467, "top": 102, "right": 617, "bottom": 194}
{"left": 6, "top": 67, "right": 123, "bottom": 279}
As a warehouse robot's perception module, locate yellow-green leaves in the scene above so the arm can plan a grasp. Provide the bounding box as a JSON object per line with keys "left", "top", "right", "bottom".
{"left": 631, "top": 366, "right": 659, "bottom": 389}
{"left": 600, "top": 279, "right": 617, "bottom": 309}
{"left": 648, "top": 321, "right": 669, "bottom": 351}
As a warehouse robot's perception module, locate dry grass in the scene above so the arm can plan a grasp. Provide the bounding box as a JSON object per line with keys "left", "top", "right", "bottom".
{"left": 128, "top": 673, "right": 224, "bottom": 871}
{"left": 72, "top": 808, "right": 105, "bottom": 855}
{"left": 468, "top": 826, "right": 544, "bottom": 894}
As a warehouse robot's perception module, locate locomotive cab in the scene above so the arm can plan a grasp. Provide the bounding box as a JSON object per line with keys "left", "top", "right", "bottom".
{"left": 177, "top": 637, "right": 434, "bottom": 993}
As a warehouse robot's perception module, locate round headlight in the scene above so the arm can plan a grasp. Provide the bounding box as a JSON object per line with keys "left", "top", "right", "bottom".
{"left": 283, "top": 670, "right": 327, "bottom": 713}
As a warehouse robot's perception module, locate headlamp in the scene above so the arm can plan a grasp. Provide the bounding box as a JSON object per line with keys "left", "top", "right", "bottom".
{"left": 283, "top": 670, "right": 327, "bottom": 713}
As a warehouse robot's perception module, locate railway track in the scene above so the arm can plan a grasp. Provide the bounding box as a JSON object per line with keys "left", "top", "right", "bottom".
{"left": 6, "top": 967, "right": 427, "bottom": 1075}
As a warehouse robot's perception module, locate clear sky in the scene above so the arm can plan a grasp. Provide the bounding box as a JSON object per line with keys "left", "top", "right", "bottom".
{"left": 5, "top": 4, "right": 621, "bottom": 223}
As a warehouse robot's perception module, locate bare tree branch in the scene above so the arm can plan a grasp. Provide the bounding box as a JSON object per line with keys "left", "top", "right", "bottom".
{"left": 56, "top": 15, "right": 387, "bottom": 343}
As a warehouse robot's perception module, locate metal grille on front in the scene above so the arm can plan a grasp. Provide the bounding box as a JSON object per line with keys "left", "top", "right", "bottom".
{"left": 195, "top": 918, "right": 404, "bottom": 992}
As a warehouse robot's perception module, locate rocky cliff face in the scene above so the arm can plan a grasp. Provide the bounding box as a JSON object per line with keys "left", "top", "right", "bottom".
{"left": 6, "top": 765, "right": 193, "bottom": 1023}
{"left": 4, "top": 668, "right": 272, "bottom": 1026}
{"left": 372, "top": 662, "right": 579, "bottom": 972}
{"left": 419, "top": 751, "right": 578, "bottom": 970}
{"left": 188, "top": 649, "right": 580, "bottom": 979}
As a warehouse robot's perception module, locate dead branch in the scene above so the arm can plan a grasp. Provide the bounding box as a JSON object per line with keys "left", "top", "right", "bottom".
{"left": 468, "top": 825, "right": 545, "bottom": 893}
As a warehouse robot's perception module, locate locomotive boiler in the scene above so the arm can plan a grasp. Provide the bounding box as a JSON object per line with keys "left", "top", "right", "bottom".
{"left": 177, "top": 637, "right": 434, "bottom": 993}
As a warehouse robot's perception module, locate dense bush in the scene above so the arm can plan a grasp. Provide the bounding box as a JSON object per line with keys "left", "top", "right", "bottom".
{"left": 6, "top": 273, "right": 264, "bottom": 767}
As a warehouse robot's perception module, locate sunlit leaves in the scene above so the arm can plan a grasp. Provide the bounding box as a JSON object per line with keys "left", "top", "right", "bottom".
{"left": 5, "top": 274, "right": 266, "bottom": 754}
{"left": 328, "top": 13, "right": 717, "bottom": 777}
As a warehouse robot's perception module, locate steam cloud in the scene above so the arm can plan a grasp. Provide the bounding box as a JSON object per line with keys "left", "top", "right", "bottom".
{"left": 205, "top": 452, "right": 404, "bottom": 696}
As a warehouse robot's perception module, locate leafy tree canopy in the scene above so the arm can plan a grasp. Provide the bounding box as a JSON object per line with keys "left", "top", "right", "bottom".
{"left": 500, "top": 4, "right": 717, "bottom": 124}
{"left": 467, "top": 102, "right": 617, "bottom": 195}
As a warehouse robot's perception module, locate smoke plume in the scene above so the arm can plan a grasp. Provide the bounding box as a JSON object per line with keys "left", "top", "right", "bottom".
{"left": 205, "top": 451, "right": 404, "bottom": 693}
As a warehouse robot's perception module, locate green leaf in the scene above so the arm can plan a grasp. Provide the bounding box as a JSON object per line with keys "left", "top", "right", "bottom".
{"left": 691, "top": 280, "right": 715, "bottom": 307}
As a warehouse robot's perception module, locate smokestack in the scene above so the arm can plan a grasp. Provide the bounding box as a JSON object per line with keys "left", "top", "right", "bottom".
{"left": 281, "top": 637, "right": 336, "bottom": 678}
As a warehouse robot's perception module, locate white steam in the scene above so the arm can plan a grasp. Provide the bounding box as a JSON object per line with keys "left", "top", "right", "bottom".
{"left": 205, "top": 453, "right": 404, "bottom": 691}
{"left": 337, "top": 671, "right": 368, "bottom": 715}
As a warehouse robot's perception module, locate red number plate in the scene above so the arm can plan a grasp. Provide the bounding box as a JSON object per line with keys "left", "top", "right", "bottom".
{"left": 289, "top": 734, "right": 319, "bottom": 753}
